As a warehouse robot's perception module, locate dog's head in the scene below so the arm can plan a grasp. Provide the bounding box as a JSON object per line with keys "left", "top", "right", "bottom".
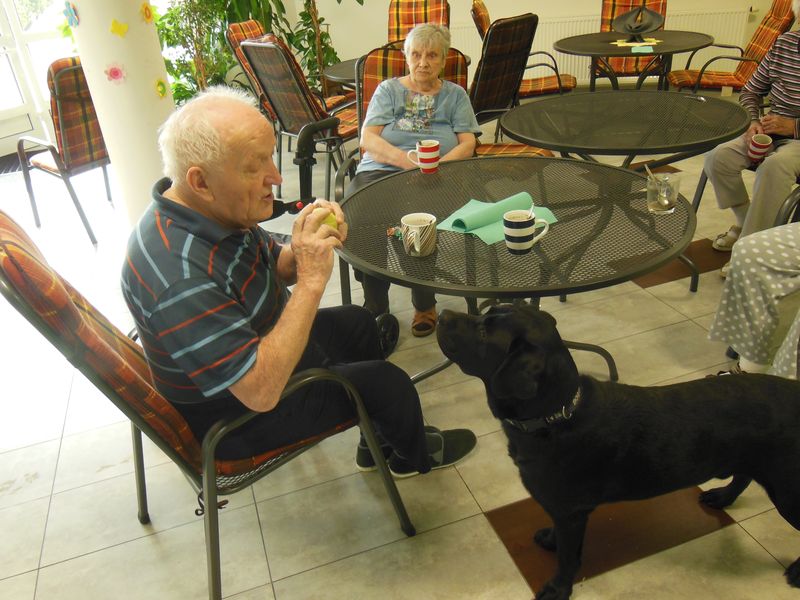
{"left": 437, "top": 304, "right": 579, "bottom": 420}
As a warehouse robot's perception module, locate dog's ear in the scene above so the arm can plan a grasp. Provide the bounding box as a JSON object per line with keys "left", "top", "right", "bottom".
{"left": 489, "top": 340, "right": 547, "bottom": 399}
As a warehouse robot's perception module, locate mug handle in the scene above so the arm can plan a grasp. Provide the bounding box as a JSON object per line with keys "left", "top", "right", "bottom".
{"left": 406, "top": 149, "right": 420, "bottom": 166}
{"left": 532, "top": 219, "right": 549, "bottom": 243}
{"left": 406, "top": 229, "right": 421, "bottom": 253}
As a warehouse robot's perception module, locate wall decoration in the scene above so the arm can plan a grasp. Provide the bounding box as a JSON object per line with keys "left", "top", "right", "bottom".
{"left": 110, "top": 19, "right": 129, "bottom": 38}
{"left": 155, "top": 79, "right": 169, "bottom": 98}
{"left": 105, "top": 63, "right": 126, "bottom": 84}
{"left": 140, "top": 2, "right": 154, "bottom": 24}
{"left": 63, "top": 2, "right": 79, "bottom": 27}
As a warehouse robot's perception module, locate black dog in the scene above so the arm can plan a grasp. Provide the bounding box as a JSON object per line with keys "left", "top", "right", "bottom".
{"left": 437, "top": 304, "right": 800, "bottom": 600}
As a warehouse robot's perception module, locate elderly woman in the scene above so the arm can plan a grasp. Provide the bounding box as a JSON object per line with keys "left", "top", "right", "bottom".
{"left": 346, "top": 23, "right": 481, "bottom": 340}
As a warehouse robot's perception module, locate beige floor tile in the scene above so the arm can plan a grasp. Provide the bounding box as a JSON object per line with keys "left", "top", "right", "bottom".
{"left": 43, "top": 460, "right": 255, "bottom": 565}
{"left": 540, "top": 281, "right": 641, "bottom": 313}
{"left": 693, "top": 310, "right": 720, "bottom": 332}
{"left": 698, "top": 478, "right": 776, "bottom": 522}
{"left": 419, "top": 377, "right": 500, "bottom": 436}
{"left": 0, "top": 497, "right": 48, "bottom": 579}
{"left": 258, "top": 468, "right": 479, "bottom": 580}
{"left": 390, "top": 338, "right": 474, "bottom": 395}
{"left": 273, "top": 515, "right": 532, "bottom": 600}
{"left": 226, "top": 584, "right": 276, "bottom": 600}
{"left": 739, "top": 509, "right": 800, "bottom": 570}
{"left": 0, "top": 571, "right": 36, "bottom": 600}
{"left": 646, "top": 270, "right": 726, "bottom": 319}
{"left": 35, "top": 505, "right": 268, "bottom": 599}
{"left": 0, "top": 439, "right": 59, "bottom": 509}
{"left": 573, "top": 525, "right": 795, "bottom": 599}
{"left": 61, "top": 371, "right": 128, "bottom": 437}
{"left": 457, "top": 430, "right": 529, "bottom": 512}
{"left": 53, "top": 420, "right": 170, "bottom": 494}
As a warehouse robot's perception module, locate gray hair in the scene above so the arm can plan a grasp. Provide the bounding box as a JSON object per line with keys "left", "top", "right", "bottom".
{"left": 158, "top": 86, "right": 258, "bottom": 183}
{"left": 403, "top": 23, "right": 451, "bottom": 57}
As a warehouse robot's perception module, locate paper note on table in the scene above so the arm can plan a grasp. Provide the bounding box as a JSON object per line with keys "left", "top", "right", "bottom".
{"left": 437, "top": 191, "right": 557, "bottom": 245}
{"left": 631, "top": 46, "right": 654, "bottom": 53}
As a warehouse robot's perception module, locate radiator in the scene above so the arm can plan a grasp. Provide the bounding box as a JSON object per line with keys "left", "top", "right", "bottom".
{"left": 450, "top": 9, "right": 750, "bottom": 87}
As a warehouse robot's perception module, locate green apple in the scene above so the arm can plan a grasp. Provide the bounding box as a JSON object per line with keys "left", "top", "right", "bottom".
{"left": 312, "top": 206, "right": 339, "bottom": 231}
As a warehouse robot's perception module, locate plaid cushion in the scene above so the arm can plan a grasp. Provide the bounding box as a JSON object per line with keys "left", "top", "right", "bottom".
{"left": 47, "top": 57, "right": 108, "bottom": 171}
{"left": 470, "top": 0, "right": 490, "bottom": 39}
{"left": 519, "top": 73, "right": 578, "bottom": 97}
{"left": 475, "top": 144, "right": 554, "bottom": 157}
{"left": 388, "top": 0, "right": 450, "bottom": 42}
{"left": 226, "top": 20, "right": 277, "bottom": 121}
{"left": 599, "top": 0, "right": 667, "bottom": 77}
{"left": 469, "top": 14, "right": 539, "bottom": 122}
{"left": 0, "top": 210, "right": 362, "bottom": 479}
{"left": 666, "top": 0, "right": 794, "bottom": 91}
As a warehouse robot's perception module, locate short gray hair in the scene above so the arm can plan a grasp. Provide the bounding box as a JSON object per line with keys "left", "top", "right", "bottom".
{"left": 158, "top": 86, "right": 258, "bottom": 183}
{"left": 403, "top": 23, "right": 451, "bottom": 57}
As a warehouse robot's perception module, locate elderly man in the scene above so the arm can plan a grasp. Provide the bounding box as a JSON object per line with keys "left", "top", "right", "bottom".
{"left": 120, "top": 86, "right": 475, "bottom": 476}
{"left": 703, "top": 18, "right": 800, "bottom": 277}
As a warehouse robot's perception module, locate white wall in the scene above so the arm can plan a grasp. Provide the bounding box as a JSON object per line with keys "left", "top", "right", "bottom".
{"left": 307, "top": 0, "right": 777, "bottom": 62}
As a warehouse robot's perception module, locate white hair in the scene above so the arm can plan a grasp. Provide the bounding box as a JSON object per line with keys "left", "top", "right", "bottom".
{"left": 403, "top": 23, "right": 451, "bottom": 57}
{"left": 158, "top": 86, "right": 258, "bottom": 183}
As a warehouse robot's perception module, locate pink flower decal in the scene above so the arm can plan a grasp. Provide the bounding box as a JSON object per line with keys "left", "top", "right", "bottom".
{"left": 105, "top": 64, "right": 126, "bottom": 84}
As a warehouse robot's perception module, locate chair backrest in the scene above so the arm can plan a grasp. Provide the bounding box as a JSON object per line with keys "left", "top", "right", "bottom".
{"left": 388, "top": 0, "right": 450, "bottom": 42}
{"left": 47, "top": 57, "right": 109, "bottom": 171}
{"left": 470, "top": 0, "right": 491, "bottom": 40}
{"left": 599, "top": 0, "right": 667, "bottom": 75}
{"left": 225, "top": 20, "right": 278, "bottom": 121}
{"left": 0, "top": 210, "right": 205, "bottom": 473}
{"left": 241, "top": 34, "right": 328, "bottom": 136}
{"left": 468, "top": 14, "right": 538, "bottom": 124}
{"left": 355, "top": 42, "right": 468, "bottom": 132}
{"left": 734, "top": 0, "right": 795, "bottom": 81}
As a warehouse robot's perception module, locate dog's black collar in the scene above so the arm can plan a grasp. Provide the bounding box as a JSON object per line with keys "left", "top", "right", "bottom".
{"left": 503, "top": 387, "right": 582, "bottom": 433}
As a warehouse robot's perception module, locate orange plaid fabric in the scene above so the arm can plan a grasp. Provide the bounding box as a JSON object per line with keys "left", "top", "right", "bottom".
{"left": 475, "top": 144, "right": 554, "bottom": 157}
{"left": 599, "top": 0, "right": 667, "bottom": 77}
{"left": 388, "top": 0, "right": 450, "bottom": 42}
{"left": 46, "top": 57, "right": 108, "bottom": 171}
{"left": 0, "top": 210, "right": 360, "bottom": 479}
{"left": 667, "top": 0, "right": 794, "bottom": 91}
{"left": 519, "top": 73, "right": 578, "bottom": 97}
{"left": 470, "top": 0, "right": 490, "bottom": 39}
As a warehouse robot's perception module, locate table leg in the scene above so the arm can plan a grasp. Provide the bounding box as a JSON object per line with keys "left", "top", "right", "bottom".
{"left": 678, "top": 253, "right": 700, "bottom": 293}
{"left": 338, "top": 257, "right": 352, "bottom": 304}
{"left": 593, "top": 56, "right": 619, "bottom": 90}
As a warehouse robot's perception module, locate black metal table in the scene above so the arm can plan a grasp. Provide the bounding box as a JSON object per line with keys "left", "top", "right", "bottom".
{"left": 554, "top": 30, "right": 713, "bottom": 89}
{"left": 500, "top": 90, "right": 750, "bottom": 171}
{"left": 323, "top": 58, "right": 358, "bottom": 88}
{"left": 337, "top": 157, "right": 697, "bottom": 380}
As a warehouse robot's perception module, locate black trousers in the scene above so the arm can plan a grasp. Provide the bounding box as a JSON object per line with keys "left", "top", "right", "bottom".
{"left": 347, "top": 170, "right": 436, "bottom": 314}
{"left": 177, "top": 305, "right": 431, "bottom": 471}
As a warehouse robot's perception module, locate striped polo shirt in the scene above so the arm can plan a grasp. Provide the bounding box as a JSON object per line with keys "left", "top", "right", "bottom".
{"left": 740, "top": 30, "right": 800, "bottom": 136}
{"left": 121, "top": 178, "right": 288, "bottom": 405}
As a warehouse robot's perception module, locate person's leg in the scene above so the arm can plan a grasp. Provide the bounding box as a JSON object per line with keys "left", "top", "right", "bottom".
{"left": 411, "top": 287, "right": 437, "bottom": 337}
{"left": 704, "top": 134, "right": 753, "bottom": 251}
{"left": 709, "top": 223, "right": 800, "bottom": 367}
{"left": 769, "top": 307, "right": 800, "bottom": 380}
{"left": 740, "top": 140, "right": 800, "bottom": 238}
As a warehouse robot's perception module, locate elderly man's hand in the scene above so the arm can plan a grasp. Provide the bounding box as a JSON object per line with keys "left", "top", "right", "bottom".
{"left": 760, "top": 114, "right": 795, "bottom": 137}
{"left": 290, "top": 201, "right": 347, "bottom": 291}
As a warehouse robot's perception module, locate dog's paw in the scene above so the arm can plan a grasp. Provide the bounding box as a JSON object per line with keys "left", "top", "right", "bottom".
{"left": 535, "top": 581, "right": 572, "bottom": 600}
{"left": 699, "top": 487, "right": 737, "bottom": 509}
{"left": 786, "top": 558, "right": 800, "bottom": 587}
{"left": 534, "top": 527, "right": 557, "bottom": 551}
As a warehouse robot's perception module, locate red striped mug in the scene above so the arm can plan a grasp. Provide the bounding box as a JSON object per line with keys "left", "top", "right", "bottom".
{"left": 407, "top": 140, "right": 440, "bottom": 174}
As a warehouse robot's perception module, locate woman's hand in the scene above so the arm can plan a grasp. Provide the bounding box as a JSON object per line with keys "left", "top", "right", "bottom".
{"left": 361, "top": 126, "right": 418, "bottom": 170}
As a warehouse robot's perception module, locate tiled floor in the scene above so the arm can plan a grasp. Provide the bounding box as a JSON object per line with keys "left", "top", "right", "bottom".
{"left": 1, "top": 97, "right": 798, "bottom": 599}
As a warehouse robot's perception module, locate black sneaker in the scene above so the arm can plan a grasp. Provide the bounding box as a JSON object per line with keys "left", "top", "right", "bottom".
{"left": 355, "top": 425, "right": 440, "bottom": 472}
{"left": 389, "top": 428, "right": 477, "bottom": 479}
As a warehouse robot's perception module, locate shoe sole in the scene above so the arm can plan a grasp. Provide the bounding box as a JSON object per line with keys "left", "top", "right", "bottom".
{"left": 389, "top": 434, "right": 477, "bottom": 479}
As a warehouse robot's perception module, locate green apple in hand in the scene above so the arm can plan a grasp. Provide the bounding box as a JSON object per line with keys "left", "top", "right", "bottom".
{"left": 312, "top": 206, "right": 339, "bottom": 231}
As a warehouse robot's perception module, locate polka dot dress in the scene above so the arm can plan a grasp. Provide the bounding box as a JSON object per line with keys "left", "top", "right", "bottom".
{"left": 708, "top": 222, "right": 800, "bottom": 379}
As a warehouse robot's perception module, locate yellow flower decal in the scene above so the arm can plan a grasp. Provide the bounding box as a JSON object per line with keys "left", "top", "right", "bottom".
{"left": 155, "top": 79, "right": 169, "bottom": 98}
{"left": 110, "top": 19, "right": 129, "bottom": 38}
{"left": 140, "top": 2, "right": 154, "bottom": 24}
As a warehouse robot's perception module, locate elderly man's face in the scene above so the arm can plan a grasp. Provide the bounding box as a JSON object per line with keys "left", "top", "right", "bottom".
{"left": 407, "top": 44, "right": 444, "bottom": 86}
{"left": 203, "top": 104, "right": 282, "bottom": 230}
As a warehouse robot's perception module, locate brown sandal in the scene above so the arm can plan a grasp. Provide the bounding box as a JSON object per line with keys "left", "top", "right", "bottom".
{"left": 411, "top": 307, "right": 437, "bottom": 337}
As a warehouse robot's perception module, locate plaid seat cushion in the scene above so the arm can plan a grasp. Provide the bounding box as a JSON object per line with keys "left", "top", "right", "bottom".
{"left": 667, "top": 70, "right": 748, "bottom": 91}
{"left": 226, "top": 20, "right": 278, "bottom": 121}
{"left": 598, "top": 0, "right": 667, "bottom": 78}
{"left": 471, "top": 0, "right": 490, "bottom": 39}
{"left": 48, "top": 57, "right": 108, "bottom": 171}
{"left": 519, "top": 73, "right": 578, "bottom": 97}
{"left": 388, "top": 0, "right": 450, "bottom": 42}
{"left": 475, "top": 144, "right": 554, "bottom": 158}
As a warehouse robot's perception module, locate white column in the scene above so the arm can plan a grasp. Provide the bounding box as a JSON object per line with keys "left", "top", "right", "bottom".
{"left": 69, "top": 0, "right": 175, "bottom": 225}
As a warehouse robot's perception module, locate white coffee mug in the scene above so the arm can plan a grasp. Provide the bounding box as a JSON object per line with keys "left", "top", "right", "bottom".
{"left": 747, "top": 133, "right": 773, "bottom": 164}
{"left": 503, "top": 209, "right": 549, "bottom": 255}
{"left": 401, "top": 212, "right": 437, "bottom": 257}
{"left": 407, "top": 140, "right": 440, "bottom": 174}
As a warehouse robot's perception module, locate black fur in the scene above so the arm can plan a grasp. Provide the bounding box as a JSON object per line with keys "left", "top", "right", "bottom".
{"left": 437, "top": 304, "right": 800, "bottom": 600}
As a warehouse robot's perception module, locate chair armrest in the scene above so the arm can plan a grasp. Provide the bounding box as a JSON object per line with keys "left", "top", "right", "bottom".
{"left": 692, "top": 56, "right": 757, "bottom": 93}
{"left": 684, "top": 43, "right": 744, "bottom": 70}
{"left": 526, "top": 51, "right": 565, "bottom": 93}
{"left": 334, "top": 147, "right": 361, "bottom": 203}
{"left": 17, "top": 136, "right": 68, "bottom": 173}
{"left": 774, "top": 186, "right": 800, "bottom": 227}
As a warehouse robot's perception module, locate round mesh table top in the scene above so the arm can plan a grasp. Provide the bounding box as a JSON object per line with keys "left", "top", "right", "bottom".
{"left": 338, "top": 157, "right": 696, "bottom": 299}
{"left": 554, "top": 30, "right": 713, "bottom": 58}
{"left": 500, "top": 91, "right": 750, "bottom": 156}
